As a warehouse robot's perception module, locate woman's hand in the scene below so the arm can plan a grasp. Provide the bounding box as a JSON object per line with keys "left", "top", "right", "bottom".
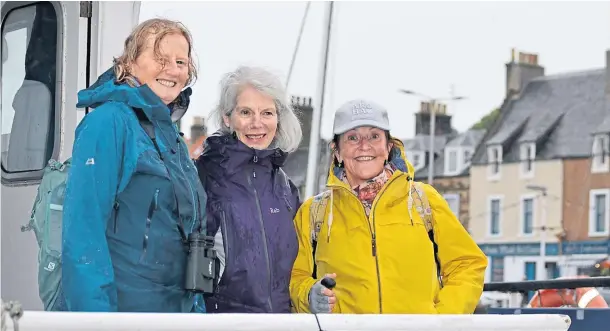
{"left": 308, "top": 273, "right": 337, "bottom": 313}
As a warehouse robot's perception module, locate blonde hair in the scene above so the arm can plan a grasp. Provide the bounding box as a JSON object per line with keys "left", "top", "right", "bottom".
{"left": 113, "top": 18, "right": 198, "bottom": 86}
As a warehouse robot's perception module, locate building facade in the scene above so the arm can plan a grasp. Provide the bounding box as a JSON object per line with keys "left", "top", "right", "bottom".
{"left": 405, "top": 101, "right": 484, "bottom": 229}
{"left": 470, "top": 49, "right": 610, "bottom": 283}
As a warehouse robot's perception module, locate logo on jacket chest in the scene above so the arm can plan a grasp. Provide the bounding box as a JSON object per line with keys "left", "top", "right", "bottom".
{"left": 269, "top": 207, "right": 280, "bottom": 214}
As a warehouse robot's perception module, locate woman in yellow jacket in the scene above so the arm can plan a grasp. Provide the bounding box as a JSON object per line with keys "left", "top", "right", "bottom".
{"left": 289, "top": 99, "right": 488, "bottom": 314}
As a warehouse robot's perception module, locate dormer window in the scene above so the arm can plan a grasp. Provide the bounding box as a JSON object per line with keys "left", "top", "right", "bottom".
{"left": 592, "top": 133, "right": 610, "bottom": 173}
{"left": 444, "top": 147, "right": 474, "bottom": 177}
{"left": 406, "top": 151, "right": 425, "bottom": 171}
{"left": 520, "top": 142, "right": 535, "bottom": 177}
{"left": 464, "top": 149, "right": 473, "bottom": 164}
{"left": 487, "top": 145, "right": 502, "bottom": 179}
{"left": 445, "top": 148, "right": 459, "bottom": 175}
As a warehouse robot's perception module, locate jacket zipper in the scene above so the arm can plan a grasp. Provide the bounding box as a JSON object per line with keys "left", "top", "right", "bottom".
{"left": 113, "top": 201, "right": 120, "bottom": 233}
{"left": 331, "top": 173, "right": 403, "bottom": 314}
{"left": 140, "top": 189, "right": 159, "bottom": 263}
{"left": 247, "top": 162, "right": 273, "bottom": 312}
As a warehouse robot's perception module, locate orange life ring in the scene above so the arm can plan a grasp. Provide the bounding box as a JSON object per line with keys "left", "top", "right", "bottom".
{"left": 528, "top": 287, "right": 609, "bottom": 308}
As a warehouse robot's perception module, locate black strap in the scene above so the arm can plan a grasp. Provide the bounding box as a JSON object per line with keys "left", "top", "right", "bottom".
{"left": 428, "top": 229, "right": 442, "bottom": 286}
{"left": 312, "top": 239, "right": 318, "bottom": 278}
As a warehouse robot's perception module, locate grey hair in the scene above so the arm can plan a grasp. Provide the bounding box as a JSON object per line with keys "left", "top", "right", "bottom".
{"left": 209, "top": 66, "right": 303, "bottom": 153}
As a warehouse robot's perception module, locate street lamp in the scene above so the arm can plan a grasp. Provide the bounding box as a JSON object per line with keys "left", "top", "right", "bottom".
{"left": 398, "top": 89, "right": 466, "bottom": 184}
{"left": 526, "top": 185, "right": 548, "bottom": 280}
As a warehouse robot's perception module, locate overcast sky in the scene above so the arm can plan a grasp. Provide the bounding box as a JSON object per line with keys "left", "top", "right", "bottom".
{"left": 139, "top": 1, "right": 610, "bottom": 140}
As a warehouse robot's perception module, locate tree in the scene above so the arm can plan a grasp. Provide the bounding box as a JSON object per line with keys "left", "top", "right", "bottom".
{"left": 471, "top": 107, "right": 500, "bottom": 130}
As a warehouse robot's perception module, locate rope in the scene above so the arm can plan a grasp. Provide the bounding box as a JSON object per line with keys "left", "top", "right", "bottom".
{"left": 286, "top": 1, "right": 311, "bottom": 89}
{"left": 1, "top": 300, "right": 23, "bottom": 331}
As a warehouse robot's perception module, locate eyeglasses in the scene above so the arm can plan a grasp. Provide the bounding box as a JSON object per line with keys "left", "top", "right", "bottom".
{"left": 342, "top": 132, "right": 384, "bottom": 146}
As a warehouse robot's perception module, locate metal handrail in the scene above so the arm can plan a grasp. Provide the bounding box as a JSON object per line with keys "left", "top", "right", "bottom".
{"left": 484, "top": 276, "right": 610, "bottom": 292}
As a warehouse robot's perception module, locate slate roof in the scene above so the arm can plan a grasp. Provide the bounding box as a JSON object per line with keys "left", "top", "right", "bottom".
{"left": 412, "top": 129, "right": 486, "bottom": 180}
{"left": 402, "top": 135, "right": 449, "bottom": 155}
{"left": 472, "top": 69, "right": 610, "bottom": 165}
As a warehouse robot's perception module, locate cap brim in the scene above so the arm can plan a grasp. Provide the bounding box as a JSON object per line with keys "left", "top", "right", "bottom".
{"left": 333, "top": 119, "right": 390, "bottom": 135}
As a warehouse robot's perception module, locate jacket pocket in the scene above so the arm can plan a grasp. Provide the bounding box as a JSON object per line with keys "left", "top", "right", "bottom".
{"left": 139, "top": 188, "right": 159, "bottom": 263}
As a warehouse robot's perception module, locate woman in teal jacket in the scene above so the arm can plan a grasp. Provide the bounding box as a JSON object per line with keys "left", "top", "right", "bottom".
{"left": 62, "top": 18, "right": 206, "bottom": 312}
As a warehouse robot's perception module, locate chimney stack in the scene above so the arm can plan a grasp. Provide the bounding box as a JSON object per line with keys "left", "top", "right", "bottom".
{"left": 291, "top": 95, "right": 314, "bottom": 149}
{"left": 506, "top": 48, "right": 545, "bottom": 97}
{"left": 414, "top": 101, "right": 453, "bottom": 136}
{"left": 190, "top": 116, "right": 207, "bottom": 142}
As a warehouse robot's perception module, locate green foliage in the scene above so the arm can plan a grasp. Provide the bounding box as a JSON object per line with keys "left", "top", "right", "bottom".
{"left": 471, "top": 108, "right": 500, "bottom": 130}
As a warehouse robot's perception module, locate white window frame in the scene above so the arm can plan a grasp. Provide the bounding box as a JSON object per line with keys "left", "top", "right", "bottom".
{"left": 591, "top": 134, "right": 610, "bottom": 173}
{"left": 406, "top": 151, "right": 425, "bottom": 172}
{"left": 443, "top": 193, "right": 460, "bottom": 218}
{"left": 487, "top": 195, "right": 503, "bottom": 237}
{"left": 487, "top": 145, "right": 502, "bottom": 181}
{"left": 443, "top": 147, "right": 462, "bottom": 176}
{"left": 519, "top": 142, "right": 536, "bottom": 178}
{"left": 0, "top": 1, "right": 61, "bottom": 184}
{"left": 519, "top": 194, "right": 536, "bottom": 237}
{"left": 588, "top": 188, "right": 610, "bottom": 237}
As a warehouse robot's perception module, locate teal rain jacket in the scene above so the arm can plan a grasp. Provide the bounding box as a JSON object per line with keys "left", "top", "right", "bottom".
{"left": 62, "top": 69, "right": 206, "bottom": 312}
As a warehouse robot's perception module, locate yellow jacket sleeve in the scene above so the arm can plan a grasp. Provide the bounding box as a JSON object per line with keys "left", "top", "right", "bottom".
{"left": 423, "top": 184, "right": 488, "bottom": 314}
{"left": 289, "top": 198, "right": 318, "bottom": 313}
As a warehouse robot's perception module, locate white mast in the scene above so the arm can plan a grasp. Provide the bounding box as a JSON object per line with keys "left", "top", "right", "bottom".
{"left": 304, "top": 1, "right": 334, "bottom": 198}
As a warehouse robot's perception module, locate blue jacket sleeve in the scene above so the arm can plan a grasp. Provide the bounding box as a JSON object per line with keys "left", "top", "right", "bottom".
{"left": 62, "top": 106, "right": 128, "bottom": 312}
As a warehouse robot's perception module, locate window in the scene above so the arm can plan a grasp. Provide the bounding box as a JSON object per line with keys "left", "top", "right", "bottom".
{"left": 444, "top": 148, "right": 459, "bottom": 175}
{"left": 464, "top": 148, "right": 473, "bottom": 164}
{"left": 1, "top": 2, "right": 59, "bottom": 182}
{"left": 491, "top": 257, "right": 504, "bottom": 282}
{"left": 406, "top": 151, "right": 424, "bottom": 171}
{"left": 545, "top": 262, "right": 560, "bottom": 279}
{"left": 589, "top": 189, "right": 610, "bottom": 236}
{"left": 487, "top": 145, "right": 502, "bottom": 179}
{"left": 444, "top": 147, "right": 474, "bottom": 177}
{"left": 520, "top": 142, "right": 535, "bottom": 177}
{"left": 521, "top": 196, "right": 535, "bottom": 235}
{"left": 592, "top": 134, "right": 609, "bottom": 173}
{"left": 488, "top": 196, "right": 502, "bottom": 236}
{"left": 443, "top": 193, "right": 460, "bottom": 218}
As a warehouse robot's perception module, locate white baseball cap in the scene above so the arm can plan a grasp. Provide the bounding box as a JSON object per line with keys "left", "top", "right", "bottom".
{"left": 332, "top": 99, "right": 390, "bottom": 135}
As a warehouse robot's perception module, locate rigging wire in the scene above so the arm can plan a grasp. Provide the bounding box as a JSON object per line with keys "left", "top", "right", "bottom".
{"left": 286, "top": 1, "right": 311, "bottom": 89}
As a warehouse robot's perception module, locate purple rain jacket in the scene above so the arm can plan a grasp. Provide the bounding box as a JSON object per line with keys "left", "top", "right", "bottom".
{"left": 195, "top": 132, "right": 301, "bottom": 313}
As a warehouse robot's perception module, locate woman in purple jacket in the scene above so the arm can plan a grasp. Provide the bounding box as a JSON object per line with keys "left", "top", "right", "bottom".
{"left": 195, "top": 66, "right": 303, "bottom": 313}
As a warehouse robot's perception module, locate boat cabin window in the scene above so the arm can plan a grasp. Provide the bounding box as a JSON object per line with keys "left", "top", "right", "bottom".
{"left": 1, "top": 1, "right": 58, "bottom": 182}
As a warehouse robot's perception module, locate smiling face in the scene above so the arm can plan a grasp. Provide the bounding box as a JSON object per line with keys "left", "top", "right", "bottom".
{"left": 335, "top": 126, "right": 393, "bottom": 187}
{"left": 129, "top": 33, "right": 190, "bottom": 105}
{"left": 223, "top": 85, "right": 278, "bottom": 149}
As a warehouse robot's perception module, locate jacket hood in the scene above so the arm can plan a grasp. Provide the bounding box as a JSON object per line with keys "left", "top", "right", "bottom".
{"left": 76, "top": 67, "right": 192, "bottom": 123}
{"left": 201, "top": 131, "right": 288, "bottom": 177}
{"left": 326, "top": 137, "right": 414, "bottom": 188}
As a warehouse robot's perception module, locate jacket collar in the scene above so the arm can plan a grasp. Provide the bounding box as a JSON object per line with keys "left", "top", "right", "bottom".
{"left": 77, "top": 67, "right": 192, "bottom": 124}
{"left": 201, "top": 132, "right": 288, "bottom": 176}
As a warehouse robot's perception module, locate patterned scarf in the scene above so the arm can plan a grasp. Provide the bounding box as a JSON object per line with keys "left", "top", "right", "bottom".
{"left": 341, "top": 163, "right": 396, "bottom": 217}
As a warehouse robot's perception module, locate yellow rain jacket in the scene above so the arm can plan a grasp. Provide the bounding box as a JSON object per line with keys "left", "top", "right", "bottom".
{"left": 289, "top": 139, "right": 487, "bottom": 314}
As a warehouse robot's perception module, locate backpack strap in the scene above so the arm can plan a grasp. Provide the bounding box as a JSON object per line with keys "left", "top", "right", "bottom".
{"left": 309, "top": 190, "right": 331, "bottom": 278}
{"left": 411, "top": 182, "right": 442, "bottom": 287}
{"left": 133, "top": 108, "right": 163, "bottom": 159}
